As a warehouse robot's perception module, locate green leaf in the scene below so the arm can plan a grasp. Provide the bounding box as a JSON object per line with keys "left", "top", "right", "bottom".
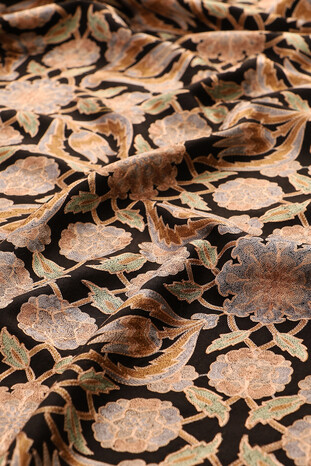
{"left": 134, "top": 134, "right": 152, "bottom": 154}
{"left": 65, "top": 191, "right": 100, "bottom": 214}
{"left": 89, "top": 253, "right": 146, "bottom": 274}
{"left": 289, "top": 173, "right": 311, "bottom": 193}
{"left": 64, "top": 404, "right": 92, "bottom": 455}
{"left": 165, "top": 280, "right": 203, "bottom": 303}
{"left": 284, "top": 34, "right": 310, "bottom": 56}
{"left": 274, "top": 332, "right": 308, "bottom": 361}
{"left": 116, "top": 209, "right": 145, "bottom": 232}
{"left": 83, "top": 280, "right": 123, "bottom": 314}
{"left": 283, "top": 90, "right": 309, "bottom": 111}
{"left": 141, "top": 92, "right": 178, "bottom": 115}
{"left": 87, "top": 5, "right": 111, "bottom": 41}
{"left": 17, "top": 111, "right": 39, "bottom": 137}
{"left": 27, "top": 60, "right": 47, "bottom": 75}
{"left": 94, "top": 87, "right": 126, "bottom": 98}
{"left": 0, "top": 146, "right": 17, "bottom": 164}
{"left": 180, "top": 192, "right": 210, "bottom": 211}
{"left": 260, "top": 201, "right": 310, "bottom": 223}
{"left": 54, "top": 356, "right": 74, "bottom": 374}
{"left": 32, "top": 252, "right": 65, "bottom": 279}
{"left": 194, "top": 171, "right": 232, "bottom": 184}
{"left": 0, "top": 327, "right": 29, "bottom": 369}
{"left": 205, "top": 330, "right": 250, "bottom": 354}
{"left": 162, "top": 434, "right": 222, "bottom": 465}
{"left": 202, "top": 80, "right": 242, "bottom": 101}
{"left": 203, "top": 0, "right": 228, "bottom": 17}
{"left": 45, "top": 7, "right": 81, "bottom": 44}
{"left": 239, "top": 436, "right": 283, "bottom": 466}
{"left": 246, "top": 396, "right": 303, "bottom": 429}
{"left": 191, "top": 239, "right": 218, "bottom": 269}
{"left": 78, "top": 368, "right": 119, "bottom": 394}
{"left": 77, "top": 98, "right": 101, "bottom": 115}
{"left": 201, "top": 105, "right": 228, "bottom": 123}
{"left": 185, "top": 387, "right": 230, "bottom": 426}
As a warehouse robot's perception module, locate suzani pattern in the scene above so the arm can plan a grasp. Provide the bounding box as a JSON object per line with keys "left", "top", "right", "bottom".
{"left": 0, "top": 0, "right": 311, "bottom": 464}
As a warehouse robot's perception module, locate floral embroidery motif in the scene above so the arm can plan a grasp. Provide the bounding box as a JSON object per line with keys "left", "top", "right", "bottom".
{"left": 0, "top": 252, "right": 33, "bottom": 309}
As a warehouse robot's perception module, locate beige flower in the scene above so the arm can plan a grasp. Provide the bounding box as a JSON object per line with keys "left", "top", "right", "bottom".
{"left": 149, "top": 111, "right": 211, "bottom": 146}
{"left": 298, "top": 376, "right": 311, "bottom": 403}
{"left": 282, "top": 416, "right": 311, "bottom": 465}
{"left": 0, "top": 156, "right": 60, "bottom": 196}
{"left": 104, "top": 92, "right": 150, "bottom": 124}
{"left": 17, "top": 294, "right": 97, "bottom": 349}
{"left": 269, "top": 225, "right": 311, "bottom": 245}
{"left": 43, "top": 38, "right": 100, "bottom": 68}
{"left": 213, "top": 178, "right": 283, "bottom": 211}
{"left": 0, "top": 251, "right": 33, "bottom": 309}
{"left": 147, "top": 365, "right": 198, "bottom": 393}
{"left": 207, "top": 348, "right": 292, "bottom": 399}
{"left": 0, "top": 123, "right": 22, "bottom": 146}
{"left": 0, "top": 382, "right": 48, "bottom": 454}
{"left": 218, "top": 215, "right": 263, "bottom": 235}
{"left": 8, "top": 223, "right": 51, "bottom": 252}
{"left": 59, "top": 222, "right": 132, "bottom": 262}
{"left": 4, "top": 5, "right": 56, "bottom": 29}
{"left": 261, "top": 161, "right": 301, "bottom": 177}
{"left": 92, "top": 398, "right": 182, "bottom": 453}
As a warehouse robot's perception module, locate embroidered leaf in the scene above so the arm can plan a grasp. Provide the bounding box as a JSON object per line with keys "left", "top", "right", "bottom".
{"left": 284, "top": 35, "right": 310, "bottom": 56}
{"left": 64, "top": 405, "right": 92, "bottom": 455}
{"left": 45, "top": 7, "right": 81, "bottom": 44}
{"left": 194, "top": 171, "right": 232, "bottom": 184}
{"left": 0, "top": 146, "right": 17, "bottom": 164}
{"left": 201, "top": 105, "right": 228, "bottom": 123}
{"left": 141, "top": 92, "right": 179, "bottom": 115}
{"left": 205, "top": 330, "right": 250, "bottom": 354}
{"left": 191, "top": 313, "right": 219, "bottom": 330}
{"left": 87, "top": 5, "right": 111, "bottom": 41}
{"left": 239, "top": 436, "right": 283, "bottom": 466}
{"left": 27, "top": 60, "right": 47, "bottom": 75}
{"left": 1, "top": 327, "right": 30, "bottom": 369}
{"left": 134, "top": 134, "right": 152, "bottom": 154}
{"left": 17, "top": 111, "right": 39, "bottom": 137}
{"left": 180, "top": 192, "right": 210, "bottom": 211}
{"left": 260, "top": 201, "right": 310, "bottom": 223}
{"left": 116, "top": 209, "right": 145, "bottom": 232}
{"left": 54, "top": 356, "right": 74, "bottom": 374}
{"left": 246, "top": 396, "right": 303, "bottom": 429}
{"left": 202, "top": 0, "right": 228, "bottom": 17}
{"left": 289, "top": 173, "right": 311, "bottom": 193}
{"left": 202, "top": 80, "right": 242, "bottom": 101}
{"left": 94, "top": 87, "right": 126, "bottom": 98}
{"left": 32, "top": 252, "right": 65, "bottom": 279}
{"left": 89, "top": 253, "right": 146, "bottom": 274}
{"left": 77, "top": 98, "right": 101, "bottom": 115}
{"left": 78, "top": 368, "right": 119, "bottom": 394}
{"left": 185, "top": 387, "right": 230, "bottom": 426}
{"left": 163, "top": 434, "right": 222, "bottom": 465}
{"left": 166, "top": 280, "right": 203, "bottom": 303}
{"left": 83, "top": 280, "right": 123, "bottom": 314}
{"left": 274, "top": 332, "right": 308, "bottom": 361}
{"left": 65, "top": 191, "right": 100, "bottom": 214}
{"left": 191, "top": 239, "right": 218, "bottom": 269}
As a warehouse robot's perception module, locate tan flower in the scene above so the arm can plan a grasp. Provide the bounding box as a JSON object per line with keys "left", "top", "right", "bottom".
{"left": 43, "top": 38, "right": 100, "bottom": 68}
{"left": 8, "top": 223, "right": 51, "bottom": 252}
{"left": 0, "top": 156, "right": 60, "bottom": 196}
{"left": 147, "top": 365, "right": 198, "bottom": 393}
{"left": 17, "top": 294, "right": 97, "bottom": 349}
{"left": 104, "top": 92, "right": 150, "bottom": 124}
{"left": 0, "top": 251, "right": 33, "bottom": 309}
{"left": 269, "top": 225, "right": 311, "bottom": 245}
{"left": 218, "top": 215, "right": 263, "bottom": 235}
{"left": 282, "top": 416, "right": 311, "bottom": 465}
{"left": 298, "top": 376, "right": 311, "bottom": 403}
{"left": 92, "top": 398, "right": 182, "bottom": 453}
{"left": 207, "top": 348, "right": 292, "bottom": 399}
{"left": 4, "top": 5, "right": 56, "bottom": 29}
{"left": 0, "top": 381, "right": 48, "bottom": 454}
{"left": 149, "top": 111, "right": 211, "bottom": 147}
{"left": 213, "top": 178, "right": 283, "bottom": 211}
{"left": 0, "top": 123, "right": 22, "bottom": 146}
{"left": 59, "top": 222, "right": 132, "bottom": 262}
{"left": 261, "top": 161, "right": 301, "bottom": 177}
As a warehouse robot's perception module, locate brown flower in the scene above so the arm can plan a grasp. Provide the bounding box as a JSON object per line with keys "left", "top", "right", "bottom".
{"left": 43, "top": 38, "right": 100, "bottom": 68}
{"left": 17, "top": 294, "right": 97, "bottom": 349}
{"left": 8, "top": 223, "right": 51, "bottom": 252}
{"left": 149, "top": 111, "right": 211, "bottom": 147}
{"left": 207, "top": 348, "right": 292, "bottom": 399}
{"left": 213, "top": 178, "right": 283, "bottom": 211}
{"left": 104, "top": 92, "right": 150, "bottom": 124}
{"left": 0, "top": 123, "right": 22, "bottom": 146}
{"left": 0, "top": 381, "right": 48, "bottom": 454}
{"left": 0, "top": 251, "right": 33, "bottom": 309}
{"left": 92, "top": 398, "right": 182, "bottom": 453}
{"left": 0, "top": 156, "right": 60, "bottom": 196}
{"left": 282, "top": 416, "right": 311, "bottom": 465}
{"left": 59, "top": 222, "right": 132, "bottom": 262}
{"left": 147, "top": 365, "right": 198, "bottom": 393}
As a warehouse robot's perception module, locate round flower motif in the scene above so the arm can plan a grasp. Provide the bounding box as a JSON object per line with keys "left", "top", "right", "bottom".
{"left": 207, "top": 348, "right": 292, "bottom": 399}
{"left": 298, "top": 376, "right": 311, "bottom": 403}
{"left": 149, "top": 111, "right": 211, "bottom": 147}
{"left": 59, "top": 222, "right": 132, "bottom": 262}
{"left": 0, "top": 156, "right": 60, "bottom": 196}
{"left": 0, "top": 381, "right": 48, "bottom": 454}
{"left": 0, "top": 79, "right": 74, "bottom": 114}
{"left": 213, "top": 178, "right": 283, "bottom": 211}
{"left": 261, "top": 160, "right": 301, "bottom": 177}
{"left": 0, "top": 251, "right": 33, "bottom": 309}
{"left": 147, "top": 365, "right": 198, "bottom": 393}
{"left": 4, "top": 5, "right": 56, "bottom": 29}
{"left": 218, "top": 215, "right": 263, "bottom": 235}
{"left": 92, "top": 398, "right": 182, "bottom": 453}
{"left": 216, "top": 237, "right": 311, "bottom": 323}
{"left": 105, "top": 92, "right": 150, "bottom": 124}
{"left": 269, "top": 225, "right": 311, "bottom": 245}
{"left": 282, "top": 416, "right": 311, "bottom": 465}
{"left": 0, "top": 124, "right": 22, "bottom": 146}
{"left": 8, "top": 223, "right": 51, "bottom": 252}
{"left": 17, "top": 294, "right": 98, "bottom": 350}
{"left": 43, "top": 38, "right": 100, "bottom": 68}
